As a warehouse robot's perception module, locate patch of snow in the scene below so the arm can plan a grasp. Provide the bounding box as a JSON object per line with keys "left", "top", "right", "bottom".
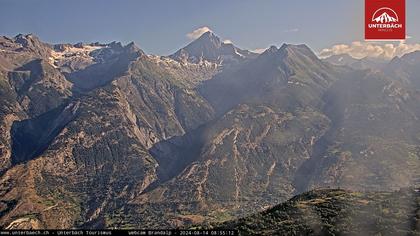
{"left": 148, "top": 55, "right": 219, "bottom": 69}
{"left": 287, "top": 80, "right": 304, "bottom": 86}
{"left": 49, "top": 44, "right": 106, "bottom": 67}
{"left": 234, "top": 49, "right": 245, "bottom": 58}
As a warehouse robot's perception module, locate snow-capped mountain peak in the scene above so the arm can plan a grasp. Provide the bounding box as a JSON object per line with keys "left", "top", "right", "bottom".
{"left": 169, "top": 31, "right": 257, "bottom": 64}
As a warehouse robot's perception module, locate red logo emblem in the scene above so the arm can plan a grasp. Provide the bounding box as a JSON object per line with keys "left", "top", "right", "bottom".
{"left": 365, "top": 0, "right": 406, "bottom": 40}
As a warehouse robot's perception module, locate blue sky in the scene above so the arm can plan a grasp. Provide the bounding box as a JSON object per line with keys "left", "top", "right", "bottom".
{"left": 0, "top": 0, "right": 419, "bottom": 56}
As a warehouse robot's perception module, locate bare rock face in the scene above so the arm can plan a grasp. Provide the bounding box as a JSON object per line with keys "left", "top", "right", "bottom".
{"left": 130, "top": 104, "right": 330, "bottom": 227}
{"left": 305, "top": 71, "right": 420, "bottom": 192}
{"left": 0, "top": 34, "right": 53, "bottom": 68}
{"left": 0, "top": 87, "right": 161, "bottom": 228}
{"left": 8, "top": 59, "right": 73, "bottom": 117}
{"left": 0, "top": 38, "right": 73, "bottom": 173}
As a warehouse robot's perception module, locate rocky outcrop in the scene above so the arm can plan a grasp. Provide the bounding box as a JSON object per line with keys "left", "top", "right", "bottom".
{"left": 8, "top": 59, "right": 72, "bottom": 117}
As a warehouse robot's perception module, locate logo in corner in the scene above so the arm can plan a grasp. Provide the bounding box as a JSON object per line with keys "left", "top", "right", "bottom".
{"left": 365, "top": 0, "right": 405, "bottom": 40}
{"left": 372, "top": 8, "right": 398, "bottom": 23}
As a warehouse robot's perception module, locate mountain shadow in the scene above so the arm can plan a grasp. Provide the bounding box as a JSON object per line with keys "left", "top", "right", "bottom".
{"left": 10, "top": 101, "right": 79, "bottom": 165}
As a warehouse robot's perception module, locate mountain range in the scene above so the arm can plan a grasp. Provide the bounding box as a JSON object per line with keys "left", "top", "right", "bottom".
{"left": 0, "top": 32, "right": 419, "bottom": 232}
{"left": 322, "top": 54, "right": 388, "bottom": 70}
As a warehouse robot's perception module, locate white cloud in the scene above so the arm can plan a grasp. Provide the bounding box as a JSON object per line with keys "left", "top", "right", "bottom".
{"left": 283, "top": 28, "right": 299, "bottom": 33}
{"left": 251, "top": 48, "right": 268, "bottom": 54}
{"left": 186, "top": 26, "right": 212, "bottom": 40}
{"left": 319, "top": 40, "right": 420, "bottom": 59}
{"left": 223, "top": 39, "right": 233, "bottom": 44}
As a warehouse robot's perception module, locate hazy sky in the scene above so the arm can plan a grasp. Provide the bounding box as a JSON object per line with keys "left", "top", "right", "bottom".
{"left": 1, "top": 0, "right": 419, "bottom": 56}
